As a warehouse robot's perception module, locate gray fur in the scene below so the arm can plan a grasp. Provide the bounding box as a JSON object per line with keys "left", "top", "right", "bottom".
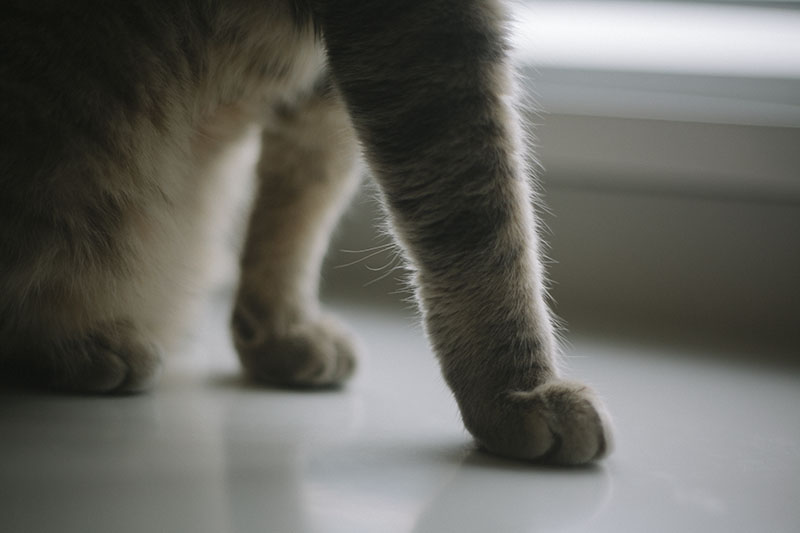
{"left": 0, "top": 0, "right": 611, "bottom": 464}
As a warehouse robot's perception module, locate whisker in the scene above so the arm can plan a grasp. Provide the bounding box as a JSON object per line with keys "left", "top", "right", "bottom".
{"left": 364, "top": 263, "right": 405, "bottom": 287}
{"left": 338, "top": 242, "right": 395, "bottom": 254}
{"left": 364, "top": 252, "right": 401, "bottom": 272}
{"left": 333, "top": 246, "right": 395, "bottom": 269}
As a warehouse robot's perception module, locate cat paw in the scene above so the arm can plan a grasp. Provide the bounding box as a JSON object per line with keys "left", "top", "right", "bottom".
{"left": 232, "top": 310, "right": 358, "bottom": 388}
{"left": 44, "top": 331, "right": 161, "bottom": 394}
{"left": 466, "top": 380, "right": 612, "bottom": 465}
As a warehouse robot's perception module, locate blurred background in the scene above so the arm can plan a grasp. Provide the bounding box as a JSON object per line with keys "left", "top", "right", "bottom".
{"left": 321, "top": 0, "right": 800, "bottom": 354}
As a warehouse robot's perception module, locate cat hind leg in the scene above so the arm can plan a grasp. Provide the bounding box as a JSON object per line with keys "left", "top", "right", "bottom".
{"left": 231, "top": 78, "right": 362, "bottom": 388}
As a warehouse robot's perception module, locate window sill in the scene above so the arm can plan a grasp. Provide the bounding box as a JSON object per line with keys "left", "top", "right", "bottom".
{"left": 511, "top": 1, "right": 800, "bottom": 203}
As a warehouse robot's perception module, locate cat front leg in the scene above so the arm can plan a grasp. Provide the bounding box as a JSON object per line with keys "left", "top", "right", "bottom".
{"left": 231, "top": 79, "right": 362, "bottom": 387}
{"left": 314, "top": 0, "right": 612, "bottom": 463}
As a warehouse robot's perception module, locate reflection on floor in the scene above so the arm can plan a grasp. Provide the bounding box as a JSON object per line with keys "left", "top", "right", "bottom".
{"left": 2, "top": 298, "right": 798, "bottom": 532}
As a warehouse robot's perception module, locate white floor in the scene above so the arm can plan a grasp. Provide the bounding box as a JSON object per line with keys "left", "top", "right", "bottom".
{"left": 1, "top": 298, "right": 798, "bottom": 533}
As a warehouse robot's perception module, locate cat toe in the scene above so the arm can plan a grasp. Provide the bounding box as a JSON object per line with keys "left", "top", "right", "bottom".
{"left": 232, "top": 311, "right": 359, "bottom": 388}
{"left": 18, "top": 331, "right": 163, "bottom": 394}
{"left": 467, "top": 380, "right": 612, "bottom": 465}
{"left": 59, "top": 344, "right": 162, "bottom": 394}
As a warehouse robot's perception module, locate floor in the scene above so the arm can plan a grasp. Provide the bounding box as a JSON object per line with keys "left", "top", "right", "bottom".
{"left": 1, "top": 297, "right": 798, "bottom": 533}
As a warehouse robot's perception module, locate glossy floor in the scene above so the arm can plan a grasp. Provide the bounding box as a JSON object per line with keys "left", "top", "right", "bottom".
{"left": 2, "top": 299, "right": 798, "bottom": 532}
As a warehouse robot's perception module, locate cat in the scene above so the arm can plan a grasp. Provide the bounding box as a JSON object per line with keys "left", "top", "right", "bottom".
{"left": 0, "top": 0, "right": 611, "bottom": 465}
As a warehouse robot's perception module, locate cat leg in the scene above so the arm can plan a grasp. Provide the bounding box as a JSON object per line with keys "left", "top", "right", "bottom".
{"left": 0, "top": 227, "right": 165, "bottom": 394}
{"left": 0, "top": 170, "right": 172, "bottom": 393}
{"left": 315, "top": 0, "right": 612, "bottom": 463}
{"left": 231, "top": 80, "right": 362, "bottom": 388}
